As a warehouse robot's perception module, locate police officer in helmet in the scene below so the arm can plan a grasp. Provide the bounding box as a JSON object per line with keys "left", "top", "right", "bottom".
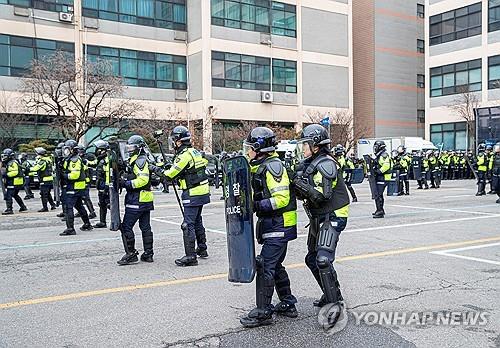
{"left": 117, "top": 135, "right": 155, "bottom": 265}
{"left": 372, "top": 140, "right": 392, "bottom": 218}
{"left": 93, "top": 140, "right": 111, "bottom": 228}
{"left": 333, "top": 144, "right": 358, "bottom": 202}
{"left": 1, "top": 149, "right": 27, "bottom": 215}
{"left": 292, "top": 124, "right": 349, "bottom": 323}
{"left": 239, "top": 127, "right": 298, "bottom": 328}
{"left": 157, "top": 126, "right": 211, "bottom": 266}
{"left": 30, "top": 147, "right": 57, "bottom": 212}
{"left": 476, "top": 143, "right": 488, "bottom": 196}
{"left": 492, "top": 143, "right": 500, "bottom": 203}
{"left": 60, "top": 140, "right": 93, "bottom": 235}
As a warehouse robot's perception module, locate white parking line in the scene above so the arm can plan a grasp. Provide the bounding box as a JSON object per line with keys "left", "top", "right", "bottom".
{"left": 297, "top": 214, "right": 500, "bottom": 237}
{"left": 385, "top": 204, "right": 497, "bottom": 216}
{"left": 152, "top": 217, "right": 226, "bottom": 235}
{"left": 430, "top": 242, "right": 500, "bottom": 266}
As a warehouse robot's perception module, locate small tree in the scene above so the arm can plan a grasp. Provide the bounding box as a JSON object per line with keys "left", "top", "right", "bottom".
{"left": 18, "top": 139, "right": 56, "bottom": 153}
{"left": 304, "top": 109, "right": 368, "bottom": 152}
{"left": 448, "top": 87, "right": 479, "bottom": 150}
{"left": 22, "top": 51, "right": 142, "bottom": 145}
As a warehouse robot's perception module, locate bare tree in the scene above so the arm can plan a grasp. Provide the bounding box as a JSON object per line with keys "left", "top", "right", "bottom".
{"left": 0, "top": 83, "right": 33, "bottom": 149}
{"left": 22, "top": 51, "right": 142, "bottom": 145}
{"left": 448, "top": 87, "right": 479, "bottom": 150}
{"left": 129, "top": 106, "right": 185, "bottom": 153}
{"left": 304, "top": 109, "right": 368, "bottom": 152}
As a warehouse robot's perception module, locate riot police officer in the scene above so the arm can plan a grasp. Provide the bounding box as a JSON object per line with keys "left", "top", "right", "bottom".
{"left": 60, "top": 140, "right": 93, "bottom": 236}
{"left": 1, "top": 149, "right": 27, "bottom": 215}
{"left": 158, "top": 126, "right": 210, "bottom": 266}
{"left": 486, "top": 145, "right": 495, "bottom": 194}
{"left": 155, "top": 155, "right": 170, "bottom": 193}
{"left": 239, "top": 127, "right": 298, "bottom": 328}
{"left": 476, "top": 144, "right": 488, "bottom": 196}
{"left": 395, "top": 146, "right": 410, "bottom": 195}
{"left": 18, "top": 152, "right": 34, "bottom": 200}
{"left": 117, "top": 135, "right": 155, "bottom": 265}
{"left": 93, "top": 140, "right": 110, "bottom": 228}
{"left": 77, "top": 145, "right": 97, "bottom": 220}
{"left": 492, "top": 143, "right": 500, "bottom": 203}
{"left": 292, "top": 124, "right": 349, "bottom": 321}
{"left": 333, "top": 144, "right": 357, "bottom": 202}
{"left": 417, "top": 151, "right": 430, "bottom": 190}
{"left": 30, "top": 147, "right": 56, "bottom": 212}
{"left": 55, "top": 142, "right": 65, "bottom": 218}
{"left": 428, "top": 150, "right": 440, "bottom": 189}
{"left": 372, "top": 140, "right": 392, "bottom": 218}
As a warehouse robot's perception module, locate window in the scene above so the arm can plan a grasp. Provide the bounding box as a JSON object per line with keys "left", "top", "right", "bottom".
{"left": 272, "top": 59, "right": 296, "bottom": 93}
{"left": 430, "top": 59, "right": 482, "bottom": 97}
{"left": 490, "top": 0, "right": 500, "bottom": 32}
{"left": 0, "top": 0, "right": 73, "bottom": 12}
{"left": 211, "top": 51, "right": 297, "bottom": 93}
{"left": 0, "top": 34, "right": 74, "bottom": 77}
{"left": 86, "top": 45, "right": 186, "bottom": 89}
{"left": 211, "top": 0, "right": 296, "bottom": 38}
{"left": 429, "top": 3, "right": 482, "bottom": 46}
{"left": 417, "top": 74, "right": 425, "bottom": 88}
{"left": 417, "top": 110, "right": 425, "bottom": 124}
{"left": 489, "top": 55, "right": 500, "bottom": 89}
{"left": 211, "top": 51, "right": 271, "bottom": 91}
{"left": 417, "top": 4, "right": 424, "bottom": 18}
{"left": 82, "top": 0, "right": 186, "bottom": 31}
{"left": 417, "top": 39, "right": 425, "bottom": 53}
{"left": 430, "top": 122, "right": 467, "bottom": 150}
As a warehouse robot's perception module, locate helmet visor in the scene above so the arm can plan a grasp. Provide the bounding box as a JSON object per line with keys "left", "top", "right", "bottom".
{"left": 126, "top": 144, "right": 137, "bottom": 154}
{"left": 63, "top": 147, "right": 71, "bottom": 157}
{"left": 296, "top": 140, "right": 312, "bottom": 161}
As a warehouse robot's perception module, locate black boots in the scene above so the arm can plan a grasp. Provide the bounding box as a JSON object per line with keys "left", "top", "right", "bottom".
{"left": 196, "top": 247, "right": 209, "bottom": 258}
{"left": 60, "top": 228, "right": 76, "bottom": 236}
{"left": 94, "top": 206, "right": 107, "bottom": 228}
{"left": 240, "top": 277, "right": 275, "bottom": 328}
{"left": 140, "top": 250, "right": 154, "bottom": 263}
{"left": 175, "top": 255, "right": 198, "bottom": 267}
{"left": 117, "top": 239, "right": 139, "bottom": 265}
{"left": 273, "top": 301, "right": 298, "bottom": 318}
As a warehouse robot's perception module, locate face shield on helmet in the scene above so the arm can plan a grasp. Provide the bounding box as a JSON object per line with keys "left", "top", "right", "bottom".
{"left": 494, "top": 143, "right": 500, "bottom": 154}
{"left": 296, "top": 140, "right": 313, "bottom": 161}
{"left": 62, "top": 146, "right": 71, "bottom": 157}
{"left": 0, "top": 153, "right": 8, "bottom": 162}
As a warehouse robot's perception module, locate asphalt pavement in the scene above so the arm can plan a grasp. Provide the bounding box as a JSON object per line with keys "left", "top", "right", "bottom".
{"left": 0, "top": 180, "right": 499, "bottom": 347}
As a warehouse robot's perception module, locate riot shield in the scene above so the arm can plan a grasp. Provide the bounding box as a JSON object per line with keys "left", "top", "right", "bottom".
{"left": 53, "top": 159, "right": 61, "bottom": 206}
{"left": 0, "top": 163, "right": 5, "bottom": 200}
{"left": 363, "top": 155, "right": 377, "bottom": 200}
{"left": 350, "top": 168, "right": 365, "bottom": 184}
{"left": 412, "top": 156, "right": 422, "bottom": 180}
{"left": 224, "top": 155, "right": 256, "bottom": 283}
{"left": 435, "top": 169, "right": 442, "bottom": 187}
{"left": 387, "top": 170, "right": 400, "bottom": 196}
{"left": 108, "top": 144, "right": 123, "bottom": 232}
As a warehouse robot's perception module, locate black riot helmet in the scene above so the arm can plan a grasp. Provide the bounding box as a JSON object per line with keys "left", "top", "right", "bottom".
{"left": 478, "top": 143, "right": 486, "bottom": 152}
{"left": 1, "top": 148, "right": 15, "bottom": 163}
{"left": 126, "top": 135, "right": 146, "bottom": 155}
{"left": 397, "top": 145, "right": 406, "bottom": 155}
{"left": 333, "top": 144, "right": 345, "bottom": 156}
{"left": 373, "top": 140, "right": 387, "bottom": 154}
{"left": 19, "top": 152, "right": 27, "bottom": 161}
{"left": 34, "top": 147, "right": 47, "bottom": 156}
{"left": 63, "top": 139, "right": 78, "bottom": 157}
{"left": 169, "top": 125, "right": 191, "bottom": 150}
{"left": 94, "top": 139, "right": 109, "bottom": 158}
{"left": 76, "top": 144, "right": 86, "bottom": 156}
{"left": 243, "top": 127, "right": 277, "bottom": 155}
{"left": 55, "top": 142, "right": 65, "bottom": 158}
{"left": 299, "top": 124, "right": 330, "bottom": 147}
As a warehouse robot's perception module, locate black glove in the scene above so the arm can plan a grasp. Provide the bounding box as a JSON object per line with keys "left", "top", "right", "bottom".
{"left": 119, "top": 177, "right": 128, "bottom": 189}
{"left": 292, "top": 177, "right": 323, "bottom": 203}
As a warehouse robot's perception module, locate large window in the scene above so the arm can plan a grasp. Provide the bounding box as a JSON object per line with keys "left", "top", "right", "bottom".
{"left": 417, "top": 4, "right": 424, "bottom": 18}
{"left": 488, "top": 55, "right": 500, "bottom": 89}
{"left": 417, "top": 39, "right": 425, "bottom": 53}
{"left": 211, "top": 51, "right": 297, "bottom": 93}
{"left": 490, "top": 0, "right": 500, "bottom": 32}
{"left": 211, "top": 0, "right": 296, "bottom": 38}
{"left": 272, "top": 59, "right": 296, "bottom": 93}
{"left": 82, "top": 0, "right": 186, "bottom": 31}
{"left": 0, "top": 34, "right": 74, "bottom": 77}
{"left": 86, "top": 45, "right": 186, "bottom": 89}
{"left": 430, "top": 59, "right": 482, "bottom": 97}
{"left": 430, "top": 122, "right": 467, "bottom": 150}
{"left": 429, "top": 3, "right": 481, "bottom": 46}
{"left": 0, "top": 0, "right": 73, "bottom": 12}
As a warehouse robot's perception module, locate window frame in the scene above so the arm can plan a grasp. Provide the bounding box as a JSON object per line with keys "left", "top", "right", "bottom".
{"left": 417, "top": 4, "right": 425, "bottom": 18}
{"left": 417, "top": 74, "right": 425, "bottom": 88}
{"left": 85, "top": 44, "right": 187, "bottom": 90}
{"left": 417, "top": 39, "right": 425, "bottom": 53}
{"left": 429, "top": 3, "right": 482, "bottom": 46}
{"left": 430, "top": 121, "right": 468, "bottom": 150}
{"left": 489, "top": 0, "right": 500, "bottom": 32}
{"left": 1, "top": 0, "right": 73, "bottom": 13}
{"left": 82, "top": 0, "right": 187, "bottom": 31}
{"left": 211, "top": 0, "right": 297, "bottom": 38}
{"left": 430, "top": 58, "right": 482, "bottom": 97}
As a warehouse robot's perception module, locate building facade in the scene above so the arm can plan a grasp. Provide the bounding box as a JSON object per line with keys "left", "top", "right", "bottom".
{"left": 353, "top": 0, "right": 425, "bottom": 138}
{"left": 0, "top": 0, "right": 352, "bottom": 151}
{"left": 426, "top": 0, "right": 500, "bottom": 150}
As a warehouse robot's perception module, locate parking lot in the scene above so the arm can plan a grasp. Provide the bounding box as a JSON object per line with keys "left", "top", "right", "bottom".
{"left": 0, "top": 179, "right": 499, "bottom": 347}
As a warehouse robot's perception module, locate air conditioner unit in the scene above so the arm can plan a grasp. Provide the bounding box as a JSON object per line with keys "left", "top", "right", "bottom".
{"left": 59, "top": 12, "right": 74, "bottom": 23}
{"left": 261, "top": 91, "right": 273, "bottom": 103}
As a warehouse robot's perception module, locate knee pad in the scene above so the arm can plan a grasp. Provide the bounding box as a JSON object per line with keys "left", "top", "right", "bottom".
{"left": 316, "top": 255, "right": 330, "bottom": 270}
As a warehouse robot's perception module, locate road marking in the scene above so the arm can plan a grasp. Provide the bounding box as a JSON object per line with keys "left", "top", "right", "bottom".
{"left": 1, "top": 235, "right": 499, "bottom": 310}
{"left": 152, "top": 217, "right": 226, "bottom": 235}
{"left": 430, "top": 241, "right": 500, "bottom": 266}
{"left": 154, "top": 201, "right": 224, "bottom": 209}
{"left": 442, "top": 194, "right": 476, "bottom": 198}
{"left": 297, "top": 214, "right": 500, "bottom": 237}
{"left": 385, "top": 204, "right": 497, "bottom": 216}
